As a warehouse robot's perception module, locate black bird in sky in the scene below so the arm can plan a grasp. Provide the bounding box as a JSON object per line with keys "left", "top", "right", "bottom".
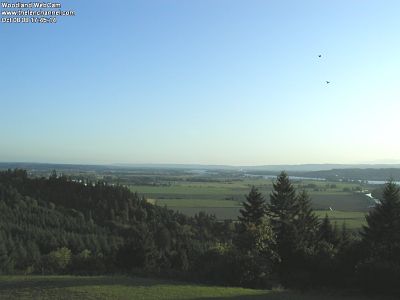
{"left": 318, "top": 54, "right": 330, "bottom": 84}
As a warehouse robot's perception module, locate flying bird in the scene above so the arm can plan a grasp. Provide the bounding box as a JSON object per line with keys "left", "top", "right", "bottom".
{"left": 318, "top": 54, "right": 322, "bottom": 58}
{"left": 326, "top": 81, "right": 330, "bottom": 84}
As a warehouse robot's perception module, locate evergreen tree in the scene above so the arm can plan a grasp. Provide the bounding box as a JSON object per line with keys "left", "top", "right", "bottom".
{"left": 268, "top": 172, "right": 299, "bottom": 225}
{"left": 265, "top": 171, "right": 308, "bottom": 287}
{"left": 339, "top": 222, "right": 351, "bottom": 250}
{"left": 357, "top": 181, "right": 400, "bottom": 293}
{"left": 0, "top": 241, "right": 11, "bottom": 274}
{"left": 239, "top": 186, "right": 266, "bottom": 225}
{"left": 234, "top": 216, "right": 280, "bottom": 287}
{"left": 296, "top": 190, "right": 319, "bottom": 248}
{"left": 267, "top": 172, "right": 299, "bottom": 263}
{"left": 318, "top": 214, "right": 335, "bottom": 244}
{"left": 362, "top": 180, "right": 400, "bottom": 260}
{"left": 233, "top": 186, "right": 280, "bottom": 286}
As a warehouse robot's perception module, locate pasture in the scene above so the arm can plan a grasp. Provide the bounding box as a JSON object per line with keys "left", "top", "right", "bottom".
{"left": 0, "top": 276, "right": 395, "bottom": 300}
{"left": 130, "top": 176, "right": 374, "bottom": 228}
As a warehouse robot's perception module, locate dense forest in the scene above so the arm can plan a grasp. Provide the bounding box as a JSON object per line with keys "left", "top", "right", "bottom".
{"left": 0, "top": 169, "right": 399, "bottom": 294}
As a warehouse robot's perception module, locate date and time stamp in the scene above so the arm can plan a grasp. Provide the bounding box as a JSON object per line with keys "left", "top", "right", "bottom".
{"left": 1, "top": 1, "right": 75, "bottom": 24}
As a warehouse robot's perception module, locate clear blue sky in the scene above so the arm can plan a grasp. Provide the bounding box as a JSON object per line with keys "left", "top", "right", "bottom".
{"left": 1, "top": 0, "right": 399, "bottom": 165}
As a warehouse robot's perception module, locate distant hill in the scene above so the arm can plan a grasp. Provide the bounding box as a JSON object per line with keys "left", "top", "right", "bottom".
{"left": 112, "top": 163, "right": 238, "bottom": 170}
{"left": 242, "top": 164, "right": 400, "bottom": 172}
{"left": 293, "top": 168, "right": 400, "bottom": 182}
{"left": 2, "top": 162, "right": 400, "bottom": 173}
{"left": 1, "top": 162, "right": 400, "bottom": 181}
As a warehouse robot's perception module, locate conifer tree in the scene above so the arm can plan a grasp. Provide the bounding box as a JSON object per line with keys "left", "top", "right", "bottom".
{"left": 296, "top": 190, "right": 319, "bottom": 247}
{"left": 239, "top": 186, "right": 266, "bottom": 225}
{"left": 362, "top": 180, "right": 400, "bottom": 260}
{"left": 339, "top": 222, "right": 351, "bottom": 250}
{"left": 267, "top": 172, "right": 299, "bottom": 265}
{"left": 318, "top": 214, "right": 334, "bottom": 243}
{"left": 236, "top": 186, "right": 279, "bottom": 287}
{"left": 268, "top": 172, "right": 298, "bottom": 224}
{"left": 0, "top": 242, "right": 10, "bottom": 274}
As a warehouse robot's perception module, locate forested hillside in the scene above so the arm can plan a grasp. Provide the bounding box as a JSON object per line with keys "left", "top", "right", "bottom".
{"left": 0, "top": 169, "right": 226, "bottom": 275}
{"left": 0, "top": 169, "right": 399, "bottom": 294}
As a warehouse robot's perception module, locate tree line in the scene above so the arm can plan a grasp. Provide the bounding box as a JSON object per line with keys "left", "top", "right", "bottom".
{"left": 0, "top": 169, "right": 399, "bottom": 293}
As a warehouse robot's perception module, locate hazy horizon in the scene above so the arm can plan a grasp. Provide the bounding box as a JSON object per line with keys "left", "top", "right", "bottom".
{"left": 2, "top": 160, "right": 400, "bottom": 168}
{"left": 2, "top": 1, "right": 399, "bottom": 165}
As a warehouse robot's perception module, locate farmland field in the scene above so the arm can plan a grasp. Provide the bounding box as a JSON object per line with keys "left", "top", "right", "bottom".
{"left": 129, "top": 176, "right": 375, "bottom": 229}
{"left": 315, "top": 210, "right": 367, "bottom": 230}
{"left": 0, "top": 276, "right": 395, "bottom": 300}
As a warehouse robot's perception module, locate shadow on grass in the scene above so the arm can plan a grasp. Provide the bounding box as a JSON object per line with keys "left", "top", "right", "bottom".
{"left": 1, "top": 276, "right": 396, "bottom": 300}
{"left": 194, "top": 290, "right": 297, "bottom": 300}
{"left": 0, "top": 275, "right": 172, "bottom": 291}
{"left": 193, "top": 290, "right": 398, "bottom": 300}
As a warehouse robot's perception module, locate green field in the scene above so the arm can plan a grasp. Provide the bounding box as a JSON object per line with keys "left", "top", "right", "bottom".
{"left": 131, "top": 177, "right": 373, "bottom": 229}
{"left": 0, "top": 276, "right": 394, "bottom": 300}
{"left": 156, "top": 199, "right": 240, "bottom": 208}
{"left": 132, "top": 179, "right": 373, "bottom": 210}
{"left": 315, "top": 210, "right": 367, "bottom": 230}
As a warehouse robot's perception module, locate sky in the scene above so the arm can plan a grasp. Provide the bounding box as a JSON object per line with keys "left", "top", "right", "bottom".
{"left": 1, "top": 0, "right": 400, "bottom": 166}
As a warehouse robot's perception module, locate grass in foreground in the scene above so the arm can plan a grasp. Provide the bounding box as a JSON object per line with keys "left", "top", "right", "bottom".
{"left": 0, "top": 275, "right": 396, "bottom": 300}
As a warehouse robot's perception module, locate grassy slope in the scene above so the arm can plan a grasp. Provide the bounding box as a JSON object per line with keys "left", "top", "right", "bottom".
{"left": 0, "top": 276, "right": 395, "bottom": 300}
